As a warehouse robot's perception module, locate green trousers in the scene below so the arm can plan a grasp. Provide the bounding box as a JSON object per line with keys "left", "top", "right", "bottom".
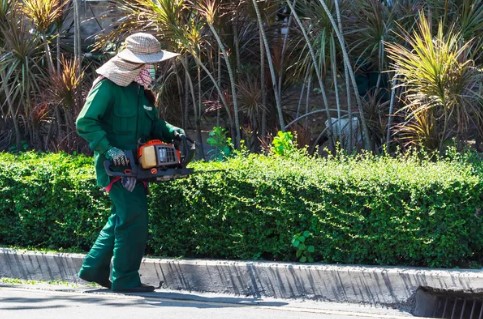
{"left": 78, "top": 182, "right": 148, "bottom": 291}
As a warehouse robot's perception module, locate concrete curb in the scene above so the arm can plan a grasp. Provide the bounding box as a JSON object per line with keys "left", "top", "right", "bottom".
{"left": 1, "top": 248, "right": 482, "bottom": 308}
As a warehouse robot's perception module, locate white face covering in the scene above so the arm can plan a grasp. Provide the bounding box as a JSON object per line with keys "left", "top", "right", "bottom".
{"left": 134, "top": 64, "right": 155, "bottom": 89}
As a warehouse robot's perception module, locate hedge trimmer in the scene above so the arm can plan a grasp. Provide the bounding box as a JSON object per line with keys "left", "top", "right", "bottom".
{"left": 104, "top": 135, "right": 196, "bottom": 182}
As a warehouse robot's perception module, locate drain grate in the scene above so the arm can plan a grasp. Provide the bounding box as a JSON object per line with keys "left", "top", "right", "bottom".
{"left": 413, "top": 287, "right": 483, "bottom": 319}
{"left": 432, "top": 296, "right": 483, "bottom": 319}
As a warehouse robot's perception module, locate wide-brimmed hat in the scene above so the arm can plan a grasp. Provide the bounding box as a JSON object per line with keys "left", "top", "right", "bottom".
{"left": 117, "top": 33, "right": 179, "bottom": 63}
{"left": 96, "top": 33, "right": 179, "bottom": 87}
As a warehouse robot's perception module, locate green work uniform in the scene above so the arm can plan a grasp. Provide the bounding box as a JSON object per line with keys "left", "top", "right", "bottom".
{"left": 76, "top": 78, "right": 178, "bottom": 291}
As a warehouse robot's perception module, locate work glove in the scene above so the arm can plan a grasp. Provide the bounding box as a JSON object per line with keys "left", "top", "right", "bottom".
{"left": 121, "top": 176, "right": 136, "bottom": 192}
{"left": 173, "top": 127, "right": 185, "bottom": 139}
{"left": 105, "top": 147, "right": 129, "bottom": 166}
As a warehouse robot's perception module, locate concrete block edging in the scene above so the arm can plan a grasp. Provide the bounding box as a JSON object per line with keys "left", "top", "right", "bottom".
{"left": 1, "top": 247, "right": 481, "bottom": 308}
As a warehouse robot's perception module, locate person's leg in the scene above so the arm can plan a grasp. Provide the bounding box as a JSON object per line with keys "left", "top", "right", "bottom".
{"left": 78, "top": 208, "right": 116, "bottom": 288}
{"left": 108, "top": 182, "right": 149, "bottom": 291}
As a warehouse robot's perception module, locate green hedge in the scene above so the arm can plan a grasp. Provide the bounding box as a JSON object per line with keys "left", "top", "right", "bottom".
{"left": 0, "top": 152, "right": 110, "bottom": 250}
{"left": 0, "top": 151, "right": 482, "bottom": 268}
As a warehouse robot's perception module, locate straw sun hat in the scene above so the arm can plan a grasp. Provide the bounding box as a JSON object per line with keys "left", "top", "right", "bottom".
{"left": 96, "top": 33, "right": 179, "bottom": 87}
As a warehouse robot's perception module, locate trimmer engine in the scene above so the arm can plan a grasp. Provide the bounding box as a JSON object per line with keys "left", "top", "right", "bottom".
{"left": 138, "top": 139, "right": 181, "bottom": 169}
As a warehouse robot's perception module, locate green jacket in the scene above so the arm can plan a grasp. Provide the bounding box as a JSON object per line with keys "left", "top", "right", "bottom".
{"left": 76, "top": 79, "right": 179, "bottom": 187}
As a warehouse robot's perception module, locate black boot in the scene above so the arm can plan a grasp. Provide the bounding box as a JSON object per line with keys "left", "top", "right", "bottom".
{"left": 79, "top": 274, "right": 112, "bottom": 289}
{"left": 114, "top": 283, "right": 155, "bottom": 293}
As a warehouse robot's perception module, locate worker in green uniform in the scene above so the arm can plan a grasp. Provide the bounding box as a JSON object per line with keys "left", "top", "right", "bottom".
{"left": 76, "top": 33, "right": 184, "bottom": 292}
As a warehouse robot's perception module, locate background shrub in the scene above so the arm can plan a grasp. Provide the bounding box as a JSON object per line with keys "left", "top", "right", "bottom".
{"left": 0, "top": 150, "right": 481, "bottom": 268}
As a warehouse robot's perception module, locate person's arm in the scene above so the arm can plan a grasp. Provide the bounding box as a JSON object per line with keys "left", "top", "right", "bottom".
{"left": 152, "top": 114, "right": 185, "bottom": 141}
{"left": 76, "top": 80, "right": 113, "bottom": 154}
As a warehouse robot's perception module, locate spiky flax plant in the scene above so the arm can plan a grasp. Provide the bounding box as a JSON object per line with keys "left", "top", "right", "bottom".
{"left": 387, "top": 12, "right": 482, "bottom": 151}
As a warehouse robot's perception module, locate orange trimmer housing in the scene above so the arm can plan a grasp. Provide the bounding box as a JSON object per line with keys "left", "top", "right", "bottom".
{"left": 137, "top": 139, "right": 182, "bottom": 169}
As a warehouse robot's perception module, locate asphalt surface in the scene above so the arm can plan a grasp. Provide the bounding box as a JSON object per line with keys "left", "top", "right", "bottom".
{"left": 0, "top": 283, "right": 428, "bottom": 319}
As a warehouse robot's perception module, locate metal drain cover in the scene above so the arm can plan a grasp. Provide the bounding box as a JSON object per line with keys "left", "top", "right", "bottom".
{"left": 413, "top": 287, "right": 483, "bottom": 318}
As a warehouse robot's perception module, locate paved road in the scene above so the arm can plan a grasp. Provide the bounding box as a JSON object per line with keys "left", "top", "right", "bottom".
{"left": 0, "top": 284, "right": 427, "bottom": 319}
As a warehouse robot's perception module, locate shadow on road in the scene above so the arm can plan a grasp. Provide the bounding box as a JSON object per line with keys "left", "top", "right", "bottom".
{"left": 1, "top": 285, "right": 289, "bottom": 311}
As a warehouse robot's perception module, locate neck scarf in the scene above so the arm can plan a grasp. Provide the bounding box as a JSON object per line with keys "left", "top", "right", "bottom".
{"left": 96, "top": 56, "right": 144, "bottom": 87}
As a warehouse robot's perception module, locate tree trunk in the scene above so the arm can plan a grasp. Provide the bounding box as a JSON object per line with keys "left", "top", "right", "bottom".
{"left": 285, "top": 0, "right": 333, "bottom": 150}
{"left": 316, "top": 0, "right": 373, "bottom": 151}
{"left": 207, "top": 23, "right": 241, "bottom": 148}
{"left": 252, "top": 0, "right": 284, "bottom": 131}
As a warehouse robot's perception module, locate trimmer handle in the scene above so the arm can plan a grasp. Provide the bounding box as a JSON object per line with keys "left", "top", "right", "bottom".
{"left": 175, "top": 134, "right": 196, "bottom": 168}
{"left": 103, "top": 150, "right": 137, "bottom": 177}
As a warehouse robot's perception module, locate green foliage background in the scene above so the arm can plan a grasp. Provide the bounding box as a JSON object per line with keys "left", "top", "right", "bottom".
{"left": 0, "top": 151, "right": 482, "bottom": 268}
